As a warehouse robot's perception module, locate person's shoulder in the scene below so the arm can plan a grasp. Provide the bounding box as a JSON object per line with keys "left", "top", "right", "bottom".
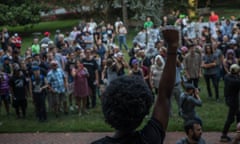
{"left": 199, "top": 137, "right": 206, "bottom": 144}
{"left": 176, "top": 137, "right": 187, "bottom": 144}
{"left": 91, "top": 136, "right": 113, "bottom": 144}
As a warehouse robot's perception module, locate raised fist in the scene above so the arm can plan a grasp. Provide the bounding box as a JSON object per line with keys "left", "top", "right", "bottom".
{"left": 162, "top": 26, "right": 179, "bottom": 48}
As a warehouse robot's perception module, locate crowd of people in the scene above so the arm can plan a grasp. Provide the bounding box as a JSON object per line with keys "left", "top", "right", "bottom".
{"left": 0, "top": 10, "right": 240, "bottom": 143}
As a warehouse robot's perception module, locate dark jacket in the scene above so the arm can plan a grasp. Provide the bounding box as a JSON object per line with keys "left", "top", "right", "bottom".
{"left": 224, "top": 74, "right": 240, "bottom": 107}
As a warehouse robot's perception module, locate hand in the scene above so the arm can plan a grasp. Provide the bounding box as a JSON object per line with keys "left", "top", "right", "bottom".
{"left": 162, "top": 26, "right": 179, "bottom": 49}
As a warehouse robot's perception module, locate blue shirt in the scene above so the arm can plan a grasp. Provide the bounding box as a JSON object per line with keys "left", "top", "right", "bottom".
{"left": 47, "top": 68, "right": 65, "bottom": 93}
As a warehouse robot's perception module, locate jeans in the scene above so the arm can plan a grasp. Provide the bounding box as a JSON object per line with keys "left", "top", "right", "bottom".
{"left": 118, "top": 35, "right": 128, "bottom": 50}
{"left": 204, "top": 74, "right": 219, "bottom": 99}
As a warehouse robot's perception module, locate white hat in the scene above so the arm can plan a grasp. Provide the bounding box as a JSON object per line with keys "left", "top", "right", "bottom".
{"left": 230, "top": 64, "right": 240, "bottom": 73}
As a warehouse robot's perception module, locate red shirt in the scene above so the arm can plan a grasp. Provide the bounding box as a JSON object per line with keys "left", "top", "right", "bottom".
{"left": 209, "top": 14, "right": 219, "bottom": 22}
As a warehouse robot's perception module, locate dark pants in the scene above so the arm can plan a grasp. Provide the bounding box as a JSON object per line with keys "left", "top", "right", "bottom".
{"left": 222, "top": 106, "right": 240, "bottom": 135}
{"left": 13, "top": 99, "right": 27, "bottom": 118}
{"left": 33, "top": 93, "right": 47, "bottom": 121}
{"left": 87, "top": 82, "right": 97, "bottom": 108}
{"left": 204, "top": 74, "right": 219, "bottom": 99}
{"left": 187, "top": 78, "right": 199, "bottom": 88}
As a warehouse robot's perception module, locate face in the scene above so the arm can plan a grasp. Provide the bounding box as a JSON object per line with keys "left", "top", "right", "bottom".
{"left": 205, "top": 46, "right": 212, "bottom": 53}
{"left": 51, "top": 63, "right": 58, "bottom": 70}
{"left": 85, "top": 50, "right": 91, "bottom": 58}
{"left": 76, "top": 60, "right": 83, "bottom": 68}
{"left": 33, "top": 70, "right": 40, "bottom": 75}
{"left": 190, "top": 124, "right": 202, "bottom": 142}
{"left": 156, "top": 58, "right": 162, "bottom": 66}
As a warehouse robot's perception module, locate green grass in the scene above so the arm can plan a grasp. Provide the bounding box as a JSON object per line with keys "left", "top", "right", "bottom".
{"left": 0, "top": 9, "right": 239, "bottom": 132}
{"left": 0, "top": 78, "right": 235, "bottom": 133}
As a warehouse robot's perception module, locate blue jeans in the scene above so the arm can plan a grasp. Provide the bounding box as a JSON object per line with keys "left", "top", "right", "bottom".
{"left": 118, "top": 35, "right": 128, "bottom": 50}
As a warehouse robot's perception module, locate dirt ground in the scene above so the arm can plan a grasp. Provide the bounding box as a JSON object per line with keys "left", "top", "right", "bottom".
{"left": 0, "top": 132, "right": 236, "bottom": 144}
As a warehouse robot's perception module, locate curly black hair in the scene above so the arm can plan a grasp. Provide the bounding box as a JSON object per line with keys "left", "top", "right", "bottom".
{"left": 101, "top": 75, "right": 154, "bottom": 131}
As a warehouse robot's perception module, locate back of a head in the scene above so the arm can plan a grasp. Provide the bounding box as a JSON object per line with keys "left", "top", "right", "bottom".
{"left": 101, "top": 75, "right": 153, "bottom": 131}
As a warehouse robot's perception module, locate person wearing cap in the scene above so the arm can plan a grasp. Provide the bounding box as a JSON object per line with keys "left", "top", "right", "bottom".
{"left": 40, "top": 32, "right": 51, "bottom": 45}
{"left": 220, "top": 64, "right": 240, "bottom": 142}
{"left": 54, "top": 29, "right": 61, "bottom": 45}
{"left": 29, "top": 65, "right": 48, "bottom": 122}
{"left": 179, "top": 83, "right": 202, "bottom": 126}
{"left": 47, "top": 60, "right": 68, "bottom": 117}
{"left": 12, "top": 33, "right": 22, "bottom": 49}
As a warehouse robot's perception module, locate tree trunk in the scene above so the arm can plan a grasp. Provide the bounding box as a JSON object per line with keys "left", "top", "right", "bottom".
{"left": 122, "top": 0, "right": 128, "bottom": 26}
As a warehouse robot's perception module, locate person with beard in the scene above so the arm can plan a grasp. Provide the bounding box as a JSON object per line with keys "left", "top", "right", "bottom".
{"left": 176, "top": 120, "right": 205, "bottom": 144}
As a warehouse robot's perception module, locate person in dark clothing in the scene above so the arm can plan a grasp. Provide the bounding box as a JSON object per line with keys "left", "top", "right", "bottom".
{"left": 82, "top": 48, "right": 99, "bottom": 108}
{"left": 10, "top": 67, "right": 28, "bottom": 118}
{"left": 91, "top": 26, "right": 179, "bottom": 144}
{"left": 29, "top": 66, "right": 48, "bottom": 122}
{"left": 220, "top": 64, "right": 240, "bottom": 142}
{"left": 179, "top": 83, "right": 202, "bottom": 126}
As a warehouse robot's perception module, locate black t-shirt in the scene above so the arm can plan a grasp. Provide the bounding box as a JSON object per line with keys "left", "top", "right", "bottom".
{"left": 91, "top": 118, "right": 165, "bottom": 144}
{"left": 10, "top": 75, "right": 27, "bottom": 100}
{"left": 82, "top": 58, "right": 98, "bottom": 82}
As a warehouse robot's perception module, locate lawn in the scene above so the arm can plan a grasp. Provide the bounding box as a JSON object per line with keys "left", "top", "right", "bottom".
{"left": 0, "top": 7, "right": 239, "bottom": 133}
{"left": 0, "top": 78, "right": 231, "bottom": 133}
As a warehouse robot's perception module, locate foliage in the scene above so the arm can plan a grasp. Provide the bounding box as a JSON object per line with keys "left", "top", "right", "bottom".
{"left": 0, "top": 1, "right": 50, "bottom": 26}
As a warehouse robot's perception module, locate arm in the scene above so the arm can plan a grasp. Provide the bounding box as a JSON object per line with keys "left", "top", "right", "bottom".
{"left": 152, "top": 26, "right": 179, "bottom": 130}
{"left": 149, "top": 66, "right": 154, "bottom": 89}
{"left": 29, "top": 79, "right": 33, "bottom": 98}
{"left": 95, "top": 69, "right": 99, "bottom": 86}
{"left": 223, "top": 59, "right": 230, "bottom": 74}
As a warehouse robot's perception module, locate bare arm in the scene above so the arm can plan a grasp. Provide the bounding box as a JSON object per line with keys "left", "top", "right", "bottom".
{"left": 152, "top": 26, "right": 179, "bottom": 130}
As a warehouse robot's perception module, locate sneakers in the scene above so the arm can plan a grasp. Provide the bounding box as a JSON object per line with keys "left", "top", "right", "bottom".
{"left": 220, "top": 135, "right": 231, "bottom": 142}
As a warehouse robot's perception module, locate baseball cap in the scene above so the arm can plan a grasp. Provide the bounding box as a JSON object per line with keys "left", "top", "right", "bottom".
{"left": 32, "top": 66, "right": 40, "bottom": 71}
{"left": 184, "top": 83, "right": 195, "bottom": 90}
{"left": 44, "top": 31, "right": 50, "bottom": 36}
{"left": 230, "top": 64, "right": 240, "bottom": 74}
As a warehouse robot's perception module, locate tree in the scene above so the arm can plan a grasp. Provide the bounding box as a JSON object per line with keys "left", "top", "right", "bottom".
{"left": 0, "top": 1, "right": 49, "bottom": 26}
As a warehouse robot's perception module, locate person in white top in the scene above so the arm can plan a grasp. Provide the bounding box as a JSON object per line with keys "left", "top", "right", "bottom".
{"left": 89, "top": 18, "right": 97, "bottom": 32}
{"left": 114, "top": 17, "right": 123, "bottom": 33}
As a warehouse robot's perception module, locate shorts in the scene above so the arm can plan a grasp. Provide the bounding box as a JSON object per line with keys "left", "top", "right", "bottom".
{"left": 0, "top": 93, "right": 10, "bottom": 104}
{"left": 51, "top": 92, "right": 66, "bottom": 105}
